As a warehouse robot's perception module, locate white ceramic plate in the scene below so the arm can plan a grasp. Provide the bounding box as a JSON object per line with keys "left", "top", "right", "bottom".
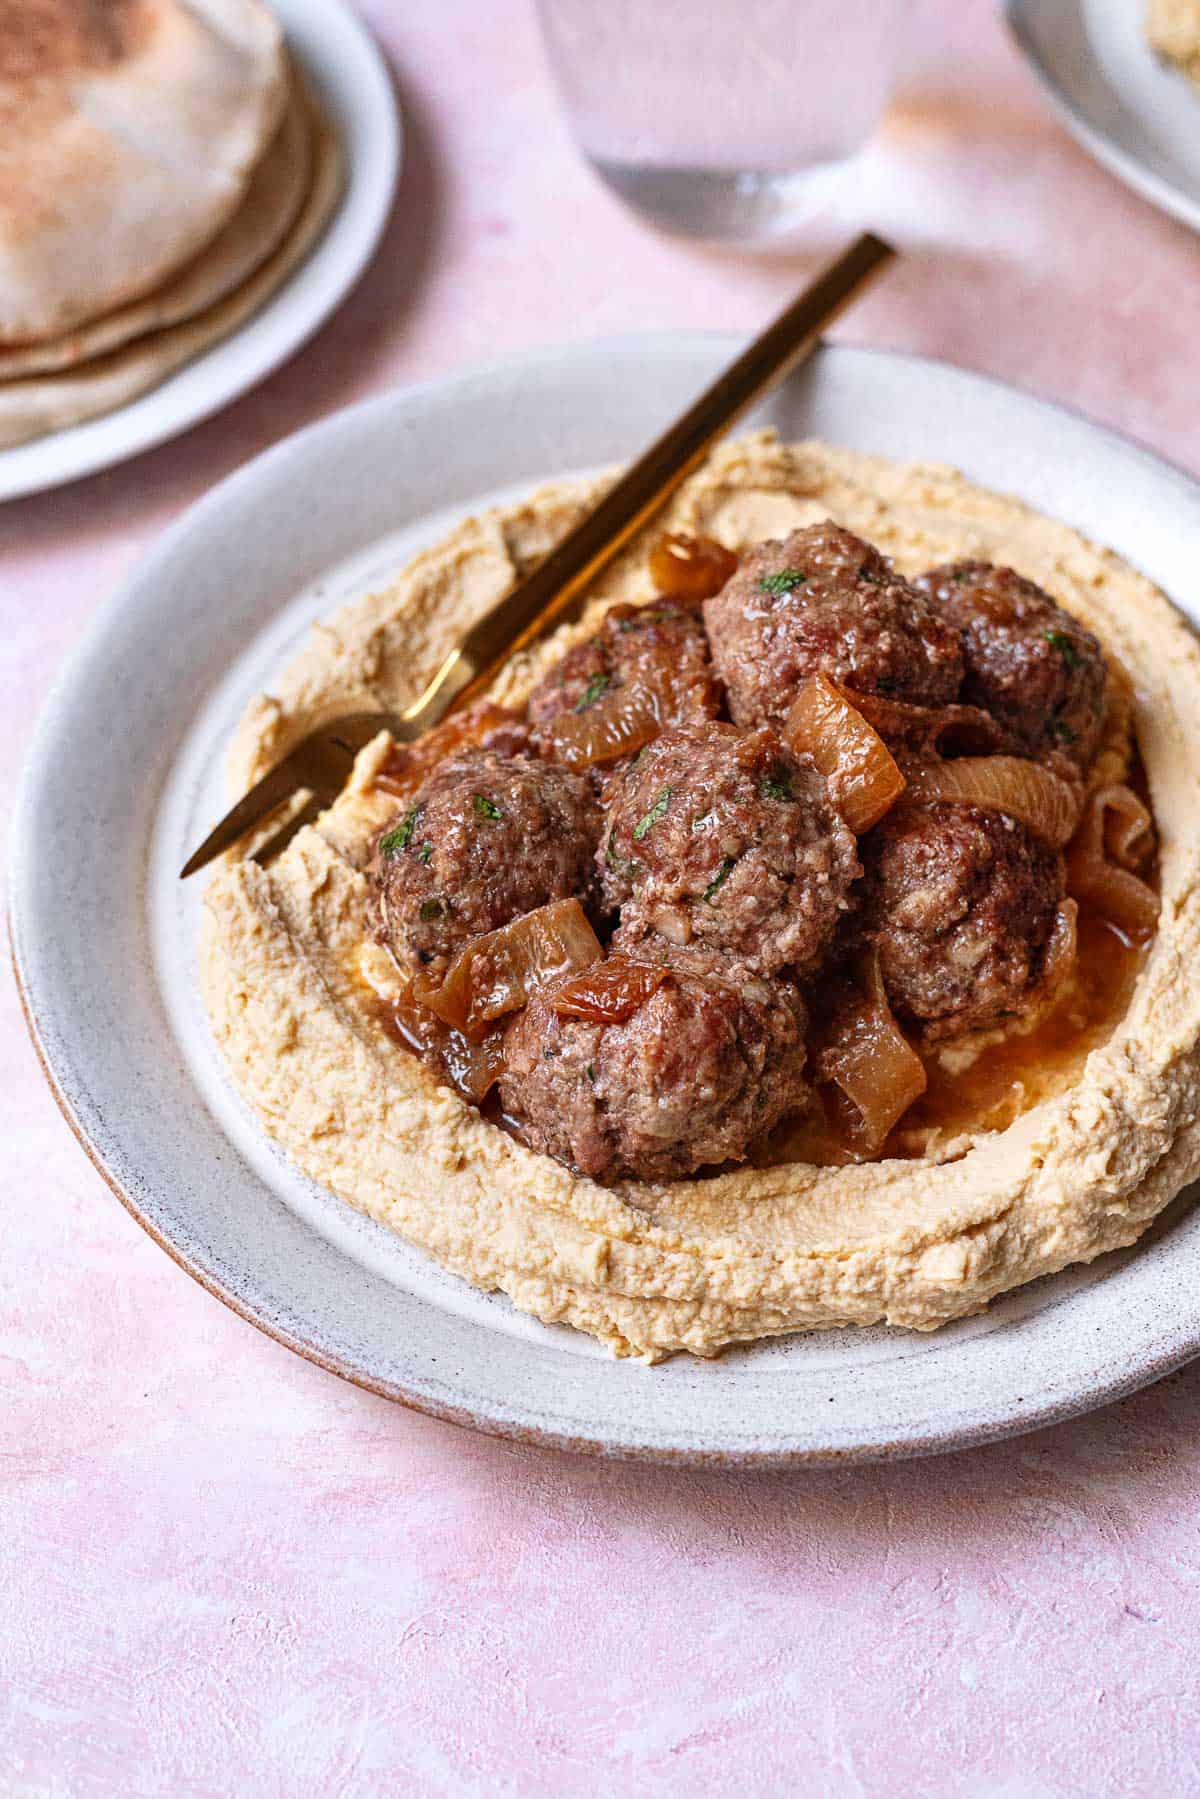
{"left": 0, "top": 0, "right": 400, "bottom": 505}
{"left": 1007, "top": 0, "right": 1200, "bottom": 233}
{"left": 13, "top": 339, "right": 1200, "bottom": 1465}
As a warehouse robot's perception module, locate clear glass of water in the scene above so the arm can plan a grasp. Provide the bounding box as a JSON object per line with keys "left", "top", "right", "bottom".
{"left": 535, "top": 0, "right": 906, "bottom": 243}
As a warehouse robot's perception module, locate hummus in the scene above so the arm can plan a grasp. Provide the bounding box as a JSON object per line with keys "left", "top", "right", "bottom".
{"left": 200, "top": 433, "right": 1200, "bottom": 1359}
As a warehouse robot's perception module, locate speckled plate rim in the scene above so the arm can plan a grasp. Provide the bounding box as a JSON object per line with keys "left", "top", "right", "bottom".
{"left": 12, "top": 336, "right": 1200, "bottom": 1468}
{"left": 1006, "top": 0, "right": 1200, "bottom": 235}
{"left": 0, "top": 0, "right": 401, "bottom": 504}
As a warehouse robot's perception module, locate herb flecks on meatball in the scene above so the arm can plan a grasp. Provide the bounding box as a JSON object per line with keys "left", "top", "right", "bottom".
{"left": 862, "top": 802, "right": 1066, "bottom": 1041}
{"left": 916, "top": 561, "right": 1107, "bottom": 768}
{"left": 373, "top": 749, "right": 600, "bottom": 979}
{"left": 599, "top": 721, "right": 859, "bottom": 978}
{"left": 527, "top": 595, "right": 720, "bottom": 742}
{"left": 703, "top": 521, "right": 964, "bottom": 728}
{"left": 500, "top": 961, "right": 809, "bottom": 1182}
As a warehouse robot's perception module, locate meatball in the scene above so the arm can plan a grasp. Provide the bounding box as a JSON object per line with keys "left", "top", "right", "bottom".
{"left": 598, "top": 721, "right": 859, "bottom": 978}
{"left": 862, "top": 803, "right": 1066, "bottom": 1041}
{"left": 916, "top": 561, "right": 1107, "bottom": 767}
{"left": 373, "top": 749, "right": 600, "bottom": 978}
{"left": 500, "top": 960, "right": 809, "bottom": 1182}
{"left": 526, "top": 596, "right": 720, "bottom": 741}
{"left": 703, "top": 521, "right": 964, "bottom": 728}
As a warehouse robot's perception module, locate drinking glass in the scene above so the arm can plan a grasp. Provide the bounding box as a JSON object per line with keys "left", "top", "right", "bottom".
{"left": 536, "top": 0, "right": 906, "bottom": 243}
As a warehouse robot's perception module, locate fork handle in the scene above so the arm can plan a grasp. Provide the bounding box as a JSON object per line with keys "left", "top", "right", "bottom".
{"left": 400, "top": 231, "right": 894, "bottom": 730}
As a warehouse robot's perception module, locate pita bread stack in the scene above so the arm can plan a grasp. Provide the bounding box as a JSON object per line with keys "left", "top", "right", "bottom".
{"left": 0, "top": 0, "right": 344, "bottom": 449}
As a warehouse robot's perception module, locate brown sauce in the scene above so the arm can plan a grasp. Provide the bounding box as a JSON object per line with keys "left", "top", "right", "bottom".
{"left": 756, "top": 907, "right": 1149, "bottom": 1170}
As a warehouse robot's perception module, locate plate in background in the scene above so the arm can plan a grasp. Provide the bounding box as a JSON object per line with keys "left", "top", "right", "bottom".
{"left": 0, "top": 0, "right": 400, "bottom": 504}
{"left": 1007, "top": 0, "right": 1200, "bottom": 233}
{"left": 11, "top": 338, "right": 1200, "bottom": 1466}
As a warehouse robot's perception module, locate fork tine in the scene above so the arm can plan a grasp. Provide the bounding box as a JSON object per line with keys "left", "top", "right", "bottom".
{"left": 249, "top": 792, "right": 326, "bottom": 871}
{"left": 179, "top": 751, "right": 322, "bottom": 879}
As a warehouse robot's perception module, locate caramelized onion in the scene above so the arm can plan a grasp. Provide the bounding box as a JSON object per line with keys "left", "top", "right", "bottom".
{"left": 783, "top": 673, "right": 906, "bottom": 833}
{"left": 440, "top": 1029, "right": 507, "bottom": 1102}
{"left": 649, "top": 532, "right": 738, "bottom": 600}
{"left": 552, "top": 956, "right": 668, "bottom": 1023}
{"left": 424, "top": 898, "right": 602, "bottom": 1039}
{"left": 388, "top": 983, "right": 506, "bottom": 1103}
{"left": 848, "top": 688, "right": 1012, "bottom": 759}
{"left": 375, "top": 702, "right": 523, "bottom": 801}
{"left": 904, "top": 755, "right": 1083, "bottom": 848}
{"left": 1098, "top": 783, "right": 1155, "bottom": 872}
{"left": 817, "top": 954, "right": 927, "bottom": 1156}
{"left": 543, "top": 684, "right": 664, "bottom": 768}
{"left": 1067, "top": 785, "right": 1159, "bottom": 940}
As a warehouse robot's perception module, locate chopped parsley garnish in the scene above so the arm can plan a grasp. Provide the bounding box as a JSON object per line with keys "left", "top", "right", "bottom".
{"left": 585, "top": 1064, "right": 596, "bottom": 1083}
{"left": 417, "top": 840, "right": 434, "bottom": 864}
{"left": 760, "top": 767, "right": 792, "bottom": 802}
{"left": 472, "top": 794, "right": 503, "bottom": 821}
{"left": 758, "top": 568, "right": 806, "bottom": 596}
{"left": 1044, "top": 629, "right": 1082, "bottom": 669}
{"left": 703, "top": 856, "right": 737, "bottom": 902}
{"left": 380, "top": 805, "right": 420, "bottom": 857}
{"left": 574, "top": 672, "right": 611, "bottom": 712}
{"left": 633, "top": 786, "right": 673, "bottom": 841}
{"left": 1049, "top": 718, "right": 1077, "bottom": 743}
{"left": 419, "top": 898, "right": 444, "bottom": 922}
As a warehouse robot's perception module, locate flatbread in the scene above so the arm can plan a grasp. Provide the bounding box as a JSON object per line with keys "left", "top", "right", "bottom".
{"left": 0, "top": 102, "right": 343, "bottom": 449}
{"left": 0, "top": 0, "right": 286, "bottom": 344}
{"left": 0, "top": 78, "right": 311, "bottom": 380}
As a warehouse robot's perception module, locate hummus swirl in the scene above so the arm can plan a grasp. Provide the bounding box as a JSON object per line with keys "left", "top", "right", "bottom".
{"left": 200, "top": 434, "right": 1200, "bottom": 1359}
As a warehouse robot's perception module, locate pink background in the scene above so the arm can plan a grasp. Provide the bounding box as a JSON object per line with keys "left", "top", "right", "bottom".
{"left": 5, "top": 1, "right": 1200, "bottom": 1791}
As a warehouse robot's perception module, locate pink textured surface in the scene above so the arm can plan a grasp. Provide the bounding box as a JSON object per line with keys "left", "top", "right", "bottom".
{"left": 4, "top": 2, "right": 1200, "bottom": 1791}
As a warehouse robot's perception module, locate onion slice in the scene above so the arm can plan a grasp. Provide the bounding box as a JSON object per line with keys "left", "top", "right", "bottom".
{"left": 1067, "top": 784, "right": 1159, "bottom": 939}
{"left": 904, "top": 755, "right": 1083, "bottom": 848}
{"left": 386, "top": 980, "right": 506, "bottom": 1103}
{"left": 648, "top": 532, "right": 738, "bottom": 601}
{"left": 1098, "top": 783, "right": 1155, "bottom": 872}
{"left": 816, "top": 953, "right": 927, "bottom": 1156}
{"left": 783, "top": 673, "right": 906, "bottom": 834}
{"left": 551, "top": 956, "right": 668, "bottom": 1023}
{"left": 423, "top": 898, "right": 602, "bottom": 1039}
{"left": 848, "top": 688, "right": 1014, "bottom": 760}
{"left": 543, "top": 684, "right": 664, "bottom": 768}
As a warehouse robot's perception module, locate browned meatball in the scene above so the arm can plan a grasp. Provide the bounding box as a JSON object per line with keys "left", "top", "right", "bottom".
{"left": 916, "top": 561, "right": 1107, "bottom": 768}
{"left": 862, "top": 803, "right": 1066, "bottom": 1041}
{"left": 527, "top": 596, "right": 720, "bottom": 741}
{"left": 703, "top": 522, "right": 964, "bottom": 728}
{"left": 500, "top": 960, "right": 809, "bottom": 1182}
{"left": 599, "top": 721, "right": 859, "bottom": 978}
{"left": 373, "top": 750, "right": 600, "bottom": 978}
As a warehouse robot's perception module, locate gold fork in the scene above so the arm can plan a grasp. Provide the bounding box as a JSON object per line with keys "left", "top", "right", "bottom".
{"left": 180, "top": 232, "right": 895, "bottom": 879}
